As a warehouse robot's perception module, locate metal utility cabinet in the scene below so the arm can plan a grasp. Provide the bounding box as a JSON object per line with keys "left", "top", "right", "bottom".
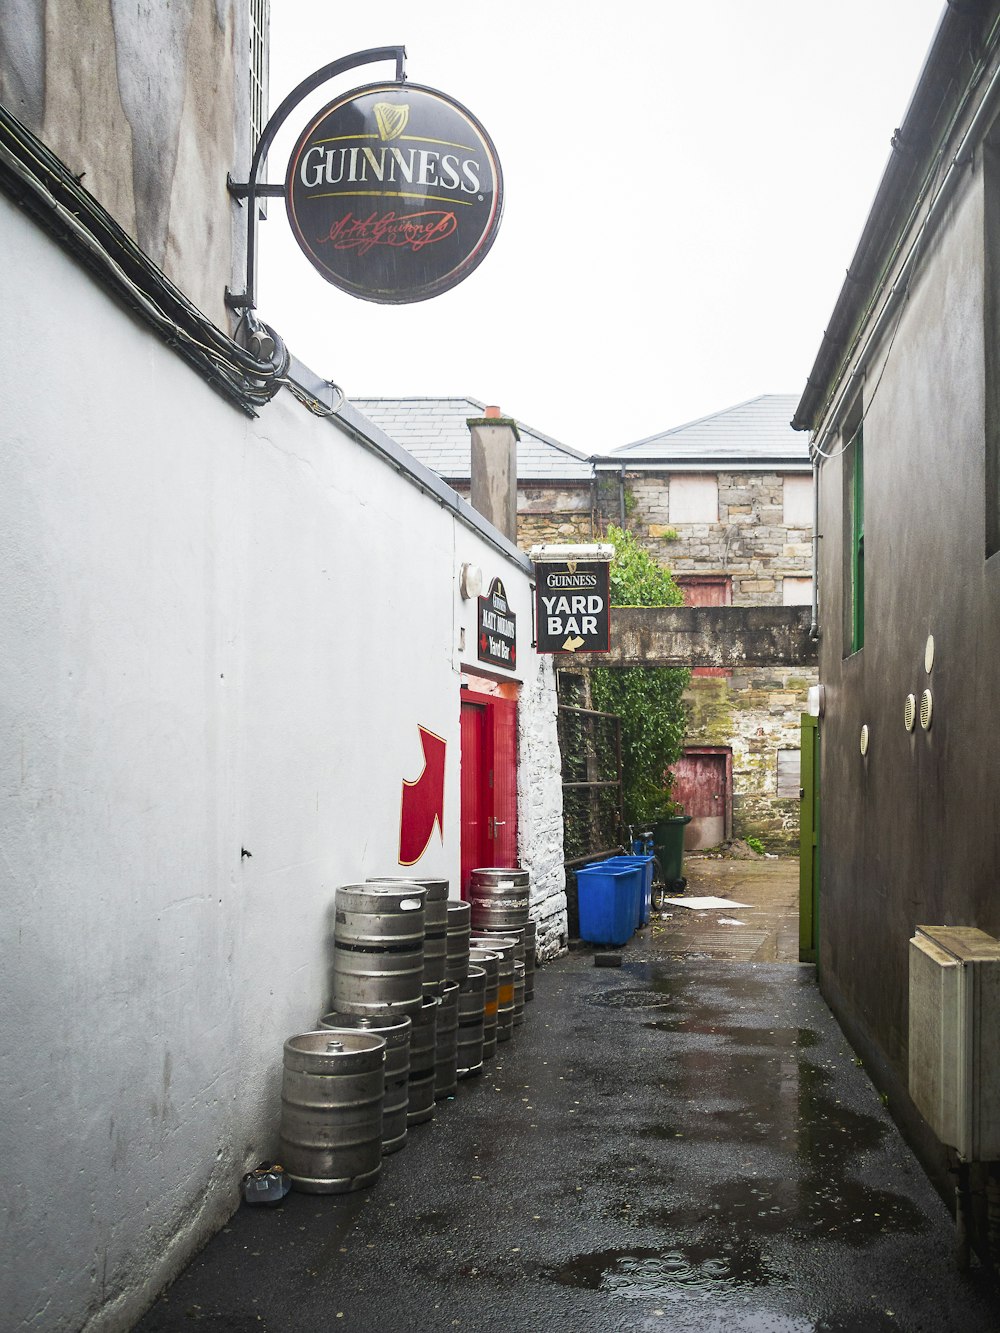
{"left": 909, "top": 925, "right": 1000, "bottom": 1161}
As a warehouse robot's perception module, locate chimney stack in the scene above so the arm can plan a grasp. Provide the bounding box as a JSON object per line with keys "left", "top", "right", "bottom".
{"left": 467, "top": 407, "right": 519, "bottom": 543}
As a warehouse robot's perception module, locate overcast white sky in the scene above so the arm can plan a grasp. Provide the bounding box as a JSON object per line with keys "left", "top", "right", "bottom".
{"left": 258, "top": 1, "right": 945, "bottom": 452}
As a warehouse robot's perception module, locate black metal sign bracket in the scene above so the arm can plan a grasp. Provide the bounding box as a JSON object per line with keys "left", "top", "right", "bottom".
{"left": 225, "top": 45, "right": 407, "bottom": 316}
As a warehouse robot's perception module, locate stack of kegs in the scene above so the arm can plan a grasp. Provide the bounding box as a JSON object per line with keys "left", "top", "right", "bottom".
{"left": 446, "top": 900, "right": 471, "bottom": 981}
{"left": 469, "top": 867, "right": 531, "bottom": 1035}
{"left": 468, "top": 866, "right": 530, "bottom": 935}
{"left": 279, "top": 868, "right": 538, "bottom": 1194}
{"left": 456, "top": 962, "right": 486, "bottom": 1077}
{"left": 470, "top": 931, "right": 516, "bottom": 1042}
{"left": 372, "top": 876, "right": 448, "bottom": 985}
{"left": 402, "top": 989, "right": 436, "bottom": 1125}
{"left": 443, "top": 899, "right": 488, "bottom": 1080}
{"left": 278, "top": 1029, "right": 386, "bottom": 1194}
{"left": 429, "top": 977, "right": 460, "bottom": 1100}
{"left": 316, "top": 1010, "right": 410, "bottom": 1156}
{"left": 329, "top": 881, "right": 426, "bottom": 1019}
{"left": 373, "top": 878, "right": 457, "bottom": 1119}
{"left": 325, "top": 879, "right": 427, "bottom": 1149}
{"left": 467, "top": 945, "right": 498, "bottom": 1061}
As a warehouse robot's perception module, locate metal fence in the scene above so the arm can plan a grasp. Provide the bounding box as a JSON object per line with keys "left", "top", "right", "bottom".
{"left": 557, "top": 684, "right": 625, "bottom": 936}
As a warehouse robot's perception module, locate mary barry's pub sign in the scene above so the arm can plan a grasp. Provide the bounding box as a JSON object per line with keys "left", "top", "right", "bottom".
{"left": 286, "top": 81, "right": 504, "bottom": 304}
{"left": 478, "top": 578, "right": 516, "bottom": 670}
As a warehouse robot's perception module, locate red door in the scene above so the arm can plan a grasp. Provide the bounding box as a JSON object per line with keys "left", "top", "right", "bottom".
{"left": 460, "top": 693, "right": 518, "bottom": 895}
{"left": 460, "top": 701, "right": 487, "bottom": 895}
{"left": 489, "top": 696, "right": 518, "bottom": 867}
{"left": 671, "top": 749, "right": 731, "bottom": 850}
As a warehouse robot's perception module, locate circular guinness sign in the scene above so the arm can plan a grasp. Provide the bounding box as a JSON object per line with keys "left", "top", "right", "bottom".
{"left": 285, "top": 81, "right": 503, "bottom": 304}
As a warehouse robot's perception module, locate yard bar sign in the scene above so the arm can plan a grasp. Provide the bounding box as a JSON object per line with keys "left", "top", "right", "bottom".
{"left": 532, "top": 544, "right": 614, "bottom": 654}
{"left": 285, "top": 81, "right": 504, "bottom": 304}
{"left": 478, "top": 577, "right": 517, "bottom": 670}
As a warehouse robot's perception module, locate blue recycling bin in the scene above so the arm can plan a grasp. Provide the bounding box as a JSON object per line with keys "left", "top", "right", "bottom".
{"left": 583, "top": 860, "right": 643, "bottom": 933}
{"left": 575, "top": 865, "right": 638, "bottom": 947}
{"left": 601, "top": 855, "right": 655, "bottom": 926}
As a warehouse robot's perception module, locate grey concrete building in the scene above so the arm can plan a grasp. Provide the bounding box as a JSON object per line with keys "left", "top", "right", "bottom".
{"left": 792, "top": 0, "right": 1000, "bottom": 1258}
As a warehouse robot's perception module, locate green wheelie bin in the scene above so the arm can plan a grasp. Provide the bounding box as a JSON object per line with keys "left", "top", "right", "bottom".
{"left": 653, "top": 815, "right": 692, "bottom": 893}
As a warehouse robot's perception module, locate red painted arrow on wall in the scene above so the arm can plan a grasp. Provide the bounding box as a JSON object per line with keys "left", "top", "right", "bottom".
{"left": 399, "top": 726, "right": 446, "bottom": 866}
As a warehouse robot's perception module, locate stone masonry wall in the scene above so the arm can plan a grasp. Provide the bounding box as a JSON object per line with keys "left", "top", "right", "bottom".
{"left": 683, "top": 670, "right": 812, "bottom": 852}
{"left": 621, "top": 471, "right": 816, "bottom": 851}
{"left": 624, "top": 472, "right": 813, "bottom": 603}
{"left": 451, "top": 482, "right": 594, "bottom": 552}
{"left": 517, "top": 653, "right": 569, "bottom": 959}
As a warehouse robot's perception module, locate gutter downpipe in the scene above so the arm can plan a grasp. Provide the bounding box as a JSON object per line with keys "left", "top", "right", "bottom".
{"left": 619, "top": 463, "right": 627, "bottom": 528}
{"left": 810, "top": 447, "right": 820, "bottom": 642}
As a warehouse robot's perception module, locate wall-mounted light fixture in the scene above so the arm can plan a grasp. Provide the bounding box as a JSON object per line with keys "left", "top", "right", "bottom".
{"left": 459, "top": 563, "right": 483, "bottom": 600}
{"left": 807, "top": 684, "right": 825, "bottom": 718}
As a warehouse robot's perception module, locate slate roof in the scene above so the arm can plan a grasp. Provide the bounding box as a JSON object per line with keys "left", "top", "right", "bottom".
{"left": 351, "top": 396, "right": 593, "bottom": 483}
{"left": 597, "top": 394, "right": 809, "bottom": 471}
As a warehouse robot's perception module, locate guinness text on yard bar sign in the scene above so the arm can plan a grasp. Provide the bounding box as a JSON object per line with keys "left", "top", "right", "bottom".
{"left": 285, "top": 82, "right": 503, "bottom": 304}
{"left": 478, "top": 577, "right": 517, "bottom": 670}
{"left": 534, "top": 561, "right": 611, "bottom": 654}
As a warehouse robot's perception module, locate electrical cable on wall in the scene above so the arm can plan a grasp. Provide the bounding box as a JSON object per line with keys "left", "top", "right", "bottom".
{"left": 0, "top": 104, "right": 288, "bottom": 414}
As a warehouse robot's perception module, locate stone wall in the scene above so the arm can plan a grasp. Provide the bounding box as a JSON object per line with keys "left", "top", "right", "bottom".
{"left": 623, "top": 472, "right": 813, "bottom": 604}
{"left": 517, "top": 655, "right": 569, "bottom": 959}
{"left": 616, "top": 470, "right": 816, "bottom": 850}
{"left": 684, "top": 671, "right": 812, "bottom": 851}
{"left": 453, "top": 481, "right": 595, "bottom": 551}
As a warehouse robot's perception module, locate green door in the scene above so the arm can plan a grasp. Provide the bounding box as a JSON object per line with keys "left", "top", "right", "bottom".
{"left": 799, "top": 713, "right": 820, "bottom": 964}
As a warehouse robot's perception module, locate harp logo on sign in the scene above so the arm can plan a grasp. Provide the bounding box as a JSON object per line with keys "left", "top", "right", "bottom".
{"left": 534, "top": 562, "right": 611, "bottom": 654}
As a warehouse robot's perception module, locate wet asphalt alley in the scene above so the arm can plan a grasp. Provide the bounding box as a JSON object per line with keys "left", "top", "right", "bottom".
{"left": 135, "top": 937, "right": 1000, "bottom": 1332}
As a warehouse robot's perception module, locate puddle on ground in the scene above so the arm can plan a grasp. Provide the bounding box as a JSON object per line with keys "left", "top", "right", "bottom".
{"left": 814, "top": 1316, "right": 907, "bottom": 1332}
{"left": 639, "top": 1023, "right": 820, "bottom": 1049}
{"left": 795, "top": 1062, "right": 888, "bottom": 1163}
{"left": 546, "top": 1236, "right": 780, "bottom": 1301}
{"left": 410, "top": 1209, "right": 452, "bottom": 1234}
{"left": 643, "top": 1175, "right": 929, "bottom": 1245}
{"left": 640, "top": 1122, "right": 685, "bottom": 1141}
{"left": 633, "top": 1064, "right": 887, "bottom": 1163}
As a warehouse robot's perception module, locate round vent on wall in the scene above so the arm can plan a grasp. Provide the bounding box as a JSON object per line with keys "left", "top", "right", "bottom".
{"left": 860, "top": 724, "right": 870, "bottom": 756}
{"left": 925, "top": 634, "right": 935, "bottom": 674}
{"left": 904, "top": 694, "right": 916, "bottom": 732}
{"left": 920, "top": 689, "right": 933, "bottom": 731}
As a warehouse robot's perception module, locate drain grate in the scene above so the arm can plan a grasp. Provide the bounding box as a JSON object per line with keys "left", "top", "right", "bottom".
{"left": 660, "top": 929, "right": 771, "bottom": 961}
{"left": 587, "top": 988, "right": 675, "bottom": 1010}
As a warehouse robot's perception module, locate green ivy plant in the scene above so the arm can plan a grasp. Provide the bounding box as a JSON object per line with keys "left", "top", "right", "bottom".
{"left": 590, "top": 525, "right": 690, "bottom": 829}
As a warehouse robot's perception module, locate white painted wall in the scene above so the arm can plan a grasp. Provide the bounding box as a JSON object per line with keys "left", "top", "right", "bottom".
{"left": 0, "top": 193, "right": 565, "bottom": 1332}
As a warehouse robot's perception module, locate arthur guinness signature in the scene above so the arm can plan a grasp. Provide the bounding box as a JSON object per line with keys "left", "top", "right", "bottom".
{"left": 320, "top": 210, "right": 458, "bottom": 256}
